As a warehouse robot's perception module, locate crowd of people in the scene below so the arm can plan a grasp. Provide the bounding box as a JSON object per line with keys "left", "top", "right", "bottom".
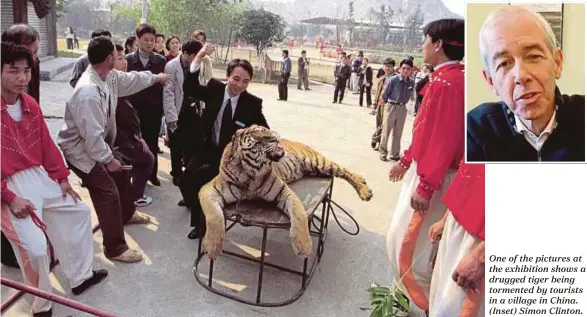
{"left": 1, "top": 15, "right": 491, "bottom": 317}
{"left": 0, "top": 20, "right": 266, "bottom": 316}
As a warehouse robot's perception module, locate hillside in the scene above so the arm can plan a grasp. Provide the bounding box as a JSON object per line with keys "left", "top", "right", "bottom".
{"left": 250, "top": 0, "right": 463, "bottom": 25}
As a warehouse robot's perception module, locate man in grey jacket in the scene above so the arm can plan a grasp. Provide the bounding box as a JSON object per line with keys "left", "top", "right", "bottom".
{"left": 278, "top": 49, "right": 291, "bottom": 101}
{"left": 58, "top": 37, "right": 170, "bottom": 263}
{"left": 68, "top": 29, "right": 111, "bottom": 88}
{"left": 163, "top": 39, "right": 202, "bottom": 186}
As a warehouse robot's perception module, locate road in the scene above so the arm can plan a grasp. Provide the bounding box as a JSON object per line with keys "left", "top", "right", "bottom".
{"left": 1, "top": 76, "right": 416, "bottom": 317}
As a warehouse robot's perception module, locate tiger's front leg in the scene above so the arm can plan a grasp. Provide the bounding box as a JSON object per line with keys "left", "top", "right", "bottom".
{"left": 198, "top": 178, "right": 238, "bottom": 260}
{"left": 269, "top": 179, "right": 312, "bottom": 258}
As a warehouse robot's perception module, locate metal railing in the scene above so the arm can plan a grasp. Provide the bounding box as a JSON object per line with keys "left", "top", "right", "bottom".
{"left": 1, "top": 225, "right": 118, "bottom": 316}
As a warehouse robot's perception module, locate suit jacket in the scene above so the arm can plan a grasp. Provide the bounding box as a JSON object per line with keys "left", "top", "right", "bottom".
{"left": 298, "top": 56, "right": 309, "bottom": 73}
{"left": 183, "top": 68, "right": 269, "bottom": 165}
{"left": 163, "top": 55, "right": 186, "bottom": 123}
{"left": 334, "top": 64, "right": 351, "bottom": 82}
{"left": 125, "top": 52, "right": 167, "bottom": 114}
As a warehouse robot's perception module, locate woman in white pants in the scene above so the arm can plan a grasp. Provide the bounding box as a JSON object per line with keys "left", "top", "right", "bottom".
{"left": 1, "top": 43, "right": 107, "bottom": 317}
{"left": 428, "top": 159, "right": 485, "bottom": 317}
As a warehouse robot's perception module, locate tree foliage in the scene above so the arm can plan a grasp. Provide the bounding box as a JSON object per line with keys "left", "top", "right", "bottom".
{"left": 235, "top": 9, "right": 286, "bottom": 56}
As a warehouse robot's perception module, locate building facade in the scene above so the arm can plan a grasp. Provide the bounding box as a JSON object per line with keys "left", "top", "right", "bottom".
{"left": 1, "top": 0, "right": 57, "bottom": 58}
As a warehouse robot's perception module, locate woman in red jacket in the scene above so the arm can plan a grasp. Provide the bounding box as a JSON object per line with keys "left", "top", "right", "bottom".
{"left": 1, "top": 43, "right": 107, "bottom": 317}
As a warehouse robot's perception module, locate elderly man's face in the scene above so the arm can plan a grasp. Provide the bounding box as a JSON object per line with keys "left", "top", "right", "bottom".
{"left": 482, "top": 15, "right": 563, "bottom": 121}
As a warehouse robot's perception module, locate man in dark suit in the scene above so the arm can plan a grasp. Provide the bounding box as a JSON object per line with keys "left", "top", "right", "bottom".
{"left": 180, "top": 43, "right": 269, "bottom": 239}
{"left": 333, "top": 55, "right": 351, "bottom": 104}
{"left": 125, "top": 24, "right": 167, "bottom": 186}
{"left": 359, "top": 58, "right": 373, "bottom": 107}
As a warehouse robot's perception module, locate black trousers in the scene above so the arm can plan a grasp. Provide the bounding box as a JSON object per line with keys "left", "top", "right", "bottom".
{"left": 278, "top": 73, "right": 290, "bottom": 100}
{"left": 179, "top": 148, "right": 221, "bottom": 229}
{"left": 359, "top": 84, "right": 372, "bottom": 107}
{"left": 1, "top": 232, "right": 18, "bottom": 267}
{"left": 137, "top": 107, "right": 162, "bottom": 180}
{"left": 333, "top": 79, "right": 347, "bottom": 102}
{"left": 167, "top": 127, "right": 184, "bottom": 179}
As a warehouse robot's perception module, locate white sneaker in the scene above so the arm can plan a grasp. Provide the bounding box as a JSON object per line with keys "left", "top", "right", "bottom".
{"left": 134, "top": 196, "right": 153, "bottom": 207}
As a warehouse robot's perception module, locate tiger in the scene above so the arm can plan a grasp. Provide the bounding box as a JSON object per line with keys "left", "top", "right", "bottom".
{"left": 199, "top": 125, "right": 373, "bottom": 260}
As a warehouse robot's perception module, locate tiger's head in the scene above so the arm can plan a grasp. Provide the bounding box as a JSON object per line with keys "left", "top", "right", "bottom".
{"left": 230, "top": 125, "right": 284, "bottom": 164}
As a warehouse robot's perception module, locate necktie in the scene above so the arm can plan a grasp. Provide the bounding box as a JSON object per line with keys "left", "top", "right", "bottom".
{"left": 219, "top": 99, "right": 233, "bottom": 148}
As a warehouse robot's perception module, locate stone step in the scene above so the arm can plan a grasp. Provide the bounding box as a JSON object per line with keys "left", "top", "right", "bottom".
{"left": 39, "top": 57, "right": 78, "bottom": 81}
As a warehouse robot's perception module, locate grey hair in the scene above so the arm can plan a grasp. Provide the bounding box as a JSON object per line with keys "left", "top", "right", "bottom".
{"left": 479, "top": 5, "right": 559, "bottom": 71}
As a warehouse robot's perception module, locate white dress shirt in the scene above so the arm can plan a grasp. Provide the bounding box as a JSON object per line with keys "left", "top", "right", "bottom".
{"left": 212, "top": 86, "right": 240, "bottom": 146}
{"left": 514, "top": 108, "right": 557, "bottom": 151}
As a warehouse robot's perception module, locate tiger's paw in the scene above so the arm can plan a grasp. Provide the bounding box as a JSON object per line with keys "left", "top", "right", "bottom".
{"left": 359, "top": 186, "right": 373, "bottom": 201}
{"left": 291, "top": 229, "right": 312, "bottom": 258}
{"left": 203, "top": 231, "right": 225, "bottom": 261}
{"left": 357, "top": 175, "right": 367, "bottom": 184}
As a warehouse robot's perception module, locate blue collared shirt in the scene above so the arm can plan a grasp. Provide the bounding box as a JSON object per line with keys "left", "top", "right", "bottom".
{"left": 381, "top": 74, "right": 415, "bottom": 105}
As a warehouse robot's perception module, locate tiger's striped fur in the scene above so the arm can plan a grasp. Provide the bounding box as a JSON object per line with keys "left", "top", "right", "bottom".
{"left": 199, "top": 125, "right": 373, "bottom": 260}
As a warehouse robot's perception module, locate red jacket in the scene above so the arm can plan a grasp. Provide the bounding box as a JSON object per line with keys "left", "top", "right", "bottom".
{"left": 400, "top": 63, "right": 464, "bottom": 199}
{"left": 1, "top": 93, "right": 70, "bottom": 204}
{"left": 442, "top": 158, "right": 485, "bottom": 240}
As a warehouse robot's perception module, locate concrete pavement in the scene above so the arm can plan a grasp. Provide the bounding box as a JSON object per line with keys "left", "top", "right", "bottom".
{"left": 1, "top": 77, "right": 416, "bottom": 317}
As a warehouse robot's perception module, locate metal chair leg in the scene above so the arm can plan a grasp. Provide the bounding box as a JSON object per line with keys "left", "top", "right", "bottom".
{"left": 256, "top": 228, "right": 268, "bottom": 303}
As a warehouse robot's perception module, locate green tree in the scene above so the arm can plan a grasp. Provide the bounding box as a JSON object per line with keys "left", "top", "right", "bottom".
{"left": 347, "top": 1, "right": 355, "bottom": 44}
{"left": 404, "top": 4, "right": 424, "bottom": 50}
{"left": 236, "top": 9, "right": 286, "bottom": 56}
{"left": 370, "top": 4, "right": 394, "bottom": 45}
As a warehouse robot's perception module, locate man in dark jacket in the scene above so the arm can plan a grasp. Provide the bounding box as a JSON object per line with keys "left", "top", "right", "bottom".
{"left": 112, "top": 44, "right": 155, "bottom": 208}
{"left": 126, "top": 24, "right": 167, "bottom": 186}
{"left": 180, "top": 44, "right": 269, "bottom": 239}
{"left": 333, "top": 55, "right": 352, "bottom": 104}
{"left": 467, "top": 6, "right": 585, "bottom": 162}
{"left": 359, "top": 58, "right": 373, "bottom": 107}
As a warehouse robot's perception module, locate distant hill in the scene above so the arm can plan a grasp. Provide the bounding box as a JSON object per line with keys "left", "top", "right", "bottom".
{"left": 250, "top": 0, "right": 463, "bottom": 25}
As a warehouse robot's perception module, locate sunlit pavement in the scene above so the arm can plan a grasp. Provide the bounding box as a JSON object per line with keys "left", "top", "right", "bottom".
{"left": 1, "top": 76, "right": 416, "bottom": 317}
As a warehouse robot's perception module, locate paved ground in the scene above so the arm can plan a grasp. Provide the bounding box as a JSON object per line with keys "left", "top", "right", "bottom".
{"left": 1, "top": 76, "right": 416, "bottom": 317}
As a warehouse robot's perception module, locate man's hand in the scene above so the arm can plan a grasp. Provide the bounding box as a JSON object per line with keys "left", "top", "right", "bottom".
{"left": 410, "top": 191, "right": 430, "bottom": 212}
{"left": 139, "top": 139, "right": 150, "bottom": 154}
{"left": 428, "top": 219, "right": 445, "bottom": 243}
{"left": 60, "top": 181, "right": 81, "bottom": 203}
{"left": 167, "top": 120, "right": 178, "bottom": 133}
{"left": 105, "top": 158, "right": 123, "bottom": 172}
{"left": 452, "top": 246, "right": 485, "bottom": 290}
{"left": 155, "top": 73, "right": 171, "bottom": 85}
{"left": 198, "top": 43, "right": 215, "bottom": 58}
{"left": 8, "top": 197, "right": 35, "bottom": 219}
{"left": 388, "top": 162, "right": 407, "bottom": 182}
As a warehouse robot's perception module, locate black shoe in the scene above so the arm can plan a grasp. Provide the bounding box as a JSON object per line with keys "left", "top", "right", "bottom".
{"left": 380, "top": 155, "right": 389, "bottom": 162}
{"left": 71, "top": 269, "right": 108, "bottom": 295}
{"left": 187, "top": 227, "right": 206, "bottom": 240}
{"left": 297, "top": 87, "right": 303, "bottom": 90}
{"left": 332, "top": 100, "right": 337, "bottom": 103}
{"left": 33, "top": 309, "right": 52, "bottom": 317}
{"left": 305, "top": 88, "right": 311, "bottom": 91}
{"left": 370, "top": 141, "right": 378, "bottom": 150}
{"left": 1, "top": 256, "right": 20, "bottom": 268}
{"left": 149, "top": 177, "right": 161, "bottom": 187}
{"left": 390, "top": 157, "right": 400, "bottom": 161}
{"left": 178, "top": 199, "right": 186, "bottom": 207}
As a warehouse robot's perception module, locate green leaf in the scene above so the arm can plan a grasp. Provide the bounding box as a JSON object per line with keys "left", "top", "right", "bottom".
{"left": 368, "top": 286, "right": 391, "bottom": 296}
{"left": 395, "top": 293, "right": 410, "bottom": 311}
{"left": 359, "top": 307, "right": 373, "bottom": 311}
